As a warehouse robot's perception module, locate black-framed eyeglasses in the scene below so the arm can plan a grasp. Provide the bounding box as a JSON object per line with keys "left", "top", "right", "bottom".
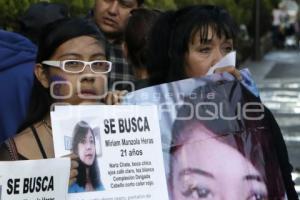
{"left": 42, "top": 60, "right": 112, "bottom": 74}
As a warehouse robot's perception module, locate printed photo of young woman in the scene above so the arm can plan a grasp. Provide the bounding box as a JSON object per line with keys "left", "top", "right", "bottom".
{"left": 69, "top": 121, "right": 105, "bottom": 193}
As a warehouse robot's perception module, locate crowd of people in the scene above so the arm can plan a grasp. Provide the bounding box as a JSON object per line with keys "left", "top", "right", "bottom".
{"left": 0, "top": 0, "right": 298, "bottom": 199}
{"left": 272, "top": 0, "right": 300, "bottom": 48}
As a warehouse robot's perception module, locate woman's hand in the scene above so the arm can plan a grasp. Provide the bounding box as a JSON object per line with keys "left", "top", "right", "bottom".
{"left": 64, "top": 153, "right": 79, "bottom": 186}
{"left": 104, "top": 90, "right": 128, "bottom": 105}
{"left": 214, "top": 66, "right": 242, "bottom": 80}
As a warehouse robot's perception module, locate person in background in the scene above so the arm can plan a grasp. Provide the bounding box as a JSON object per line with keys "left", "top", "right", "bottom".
{"left": 0, "top": 30, "right": 37, "bottom": 144}
{"left": 272, "top": 4, "right": 285, "bottom": 48}
{"left": 18, "top": 2, "right": 69, "bottom": 45}
{"left": 123, "top": 8, "right": 161, "bottom": 89}
{"left": 69, "top": 121, "right": 104, "bottom": 193}
{"left": 92, "top": 0, "right": 144, "bottom": 90}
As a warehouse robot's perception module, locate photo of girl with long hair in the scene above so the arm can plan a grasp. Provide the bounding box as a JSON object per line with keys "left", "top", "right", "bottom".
{"left": 69, "top": 120, "right": 104, "bottom": 193}
{"left": 168, "top": 83, "right": 286, "bottom": 199}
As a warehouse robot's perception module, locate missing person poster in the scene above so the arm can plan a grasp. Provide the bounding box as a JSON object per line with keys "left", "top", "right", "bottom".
{"left": 122, "top": 69, "right": 291, "bottom": 199}
{"left": 0, "top": 158, "right": 70, "bottom": 200}
{"left": 51, "top": 105, "right": 169, "bottom": 200}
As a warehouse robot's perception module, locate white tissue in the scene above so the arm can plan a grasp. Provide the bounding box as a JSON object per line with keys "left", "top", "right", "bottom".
{"left": 206, "top": 51, "right": 236, "bottom": 75}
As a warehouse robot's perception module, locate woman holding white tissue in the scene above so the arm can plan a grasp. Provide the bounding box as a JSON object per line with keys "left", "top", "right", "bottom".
{"left": 146, "top": 4, "right": 298, "bottom": 199}
{"left": 147, "top": 5, "right": 241, "bottom": 85}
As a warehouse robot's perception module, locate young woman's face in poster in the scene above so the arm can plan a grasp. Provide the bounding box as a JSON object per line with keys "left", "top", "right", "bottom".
{"left": 171, "top": 126, "right": 267, "bottom": 200}
{"left": 77, "top": 129, "right": 96, "bottom": 166}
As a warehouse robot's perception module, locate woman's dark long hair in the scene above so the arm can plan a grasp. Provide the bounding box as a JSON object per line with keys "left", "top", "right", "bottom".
{"left": 18, "top": 17, "right": 105, "bottom": 132}
{"left": 125, "top": 8, "right": 161, "bottom": 69}
{"left": 72, "top": 121, "right": 102, "bottom": 189}
{"left": 147, "top": 5, "right": 238, "bottom": 84}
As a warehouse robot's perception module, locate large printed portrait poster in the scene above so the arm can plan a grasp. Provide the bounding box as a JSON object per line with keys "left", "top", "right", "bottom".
{"left": 123, "top": 69, "right": 287, "bottom": 199}
{"left": 51, "top": 105, "right": 169, "bottom": 200}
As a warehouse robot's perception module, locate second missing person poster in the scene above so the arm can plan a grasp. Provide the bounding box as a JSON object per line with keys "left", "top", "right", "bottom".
{"left": 0, "top": 158, "right": 70, "bottom": 200}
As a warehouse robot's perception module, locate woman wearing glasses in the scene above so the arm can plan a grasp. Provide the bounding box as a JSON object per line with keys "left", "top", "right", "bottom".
{"left": 0, "top": 17, "right": 122, "bottom": 185}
